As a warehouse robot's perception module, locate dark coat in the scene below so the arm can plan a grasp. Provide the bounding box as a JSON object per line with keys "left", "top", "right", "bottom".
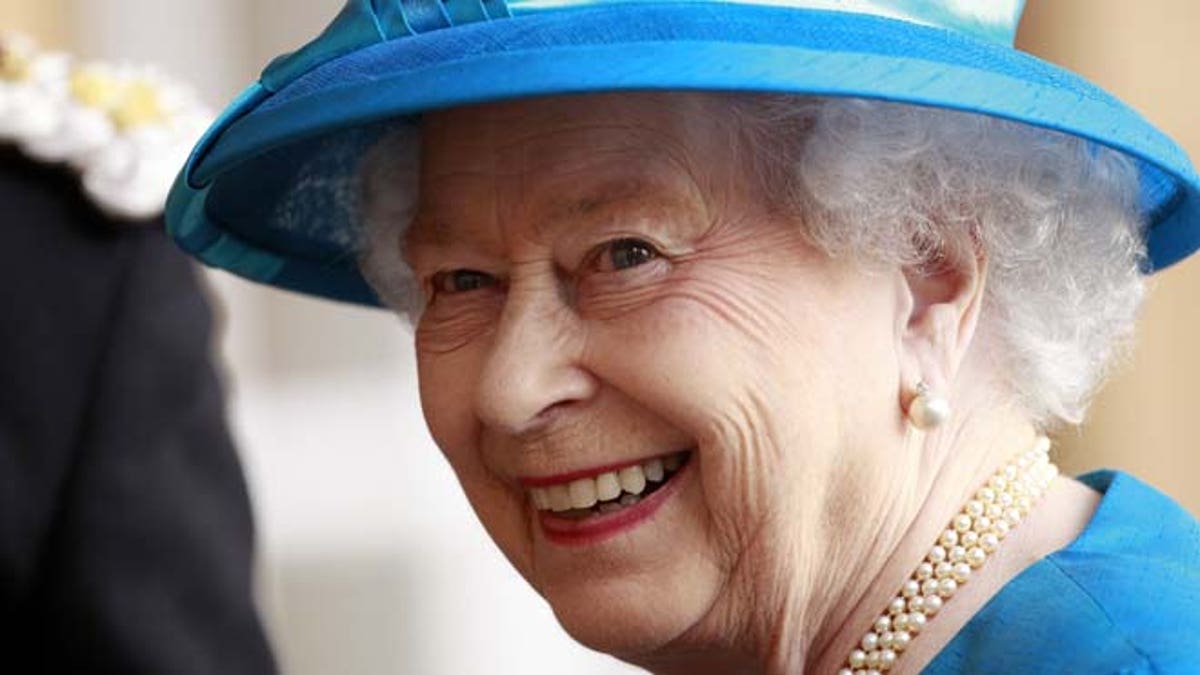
{"left": 0, "top": 146, "right": 277, "bottom": 674}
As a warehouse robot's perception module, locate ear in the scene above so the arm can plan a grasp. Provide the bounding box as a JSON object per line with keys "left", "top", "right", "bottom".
{"left": 895, "top": 245, "right": 988, "bottom": 400}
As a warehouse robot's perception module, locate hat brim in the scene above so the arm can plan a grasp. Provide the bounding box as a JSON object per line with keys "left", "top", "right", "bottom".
{"left": 167, "top": 3, "right": 1200, "bottom": 306}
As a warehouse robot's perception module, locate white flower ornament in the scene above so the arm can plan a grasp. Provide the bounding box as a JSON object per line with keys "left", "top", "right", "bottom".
{"left": 0, "top": 34, "right": 214, "bottom": 221}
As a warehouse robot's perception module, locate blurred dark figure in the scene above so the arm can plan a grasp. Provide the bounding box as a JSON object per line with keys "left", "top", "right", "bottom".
{"left": 0, "top": 145, "right": 277, "bottom": 673}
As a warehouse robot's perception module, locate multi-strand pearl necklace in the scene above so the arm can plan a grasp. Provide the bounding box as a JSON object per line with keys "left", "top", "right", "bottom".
{"left": 838, "top": 436, "right": 1058, "bottom": 675}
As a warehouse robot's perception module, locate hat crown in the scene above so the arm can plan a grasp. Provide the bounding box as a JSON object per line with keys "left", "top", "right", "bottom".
{"left": 264, "top": 0, "right": 1026, "bottom": 90}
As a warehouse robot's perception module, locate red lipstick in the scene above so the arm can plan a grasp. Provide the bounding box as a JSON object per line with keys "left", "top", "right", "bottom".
{"left": 536, "top": 457, "right": 692, "bottom": 546}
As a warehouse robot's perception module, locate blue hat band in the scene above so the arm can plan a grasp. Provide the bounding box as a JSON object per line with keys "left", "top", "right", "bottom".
{"left": 167, "top": 1, "right": 1200, "bottom": 306}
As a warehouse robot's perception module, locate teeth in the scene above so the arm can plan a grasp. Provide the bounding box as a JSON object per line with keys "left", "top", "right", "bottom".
{"left": 596, "top": 472, "right": 621, "bottom": 501}
{"left": 643, "top": 458, "right": 665, "bottom": 482}
{"left": 548, "top": 485, "right": 573, "bottom": 512}
{"left": 618, "top": 465, "right": 647, "bottom": 495}
{"left": 530, "top": 451, "right": 691, "bottom": 512}
{"left": 568, "top": 478, "right": 598, "bottom": 509}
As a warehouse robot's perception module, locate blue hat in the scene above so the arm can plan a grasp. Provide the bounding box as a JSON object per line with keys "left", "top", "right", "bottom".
{"left": 166, "top": 0, "right": 1200, "bottom": 307}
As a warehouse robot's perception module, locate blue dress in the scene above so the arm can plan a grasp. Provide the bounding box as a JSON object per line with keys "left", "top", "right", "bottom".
{"left": 924, "top": 471, "right": 1200, "bottom": 674}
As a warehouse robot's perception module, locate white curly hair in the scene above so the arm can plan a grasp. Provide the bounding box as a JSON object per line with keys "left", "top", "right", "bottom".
{"left": 359, "top": 94, "right": 1148, "bottom": 431}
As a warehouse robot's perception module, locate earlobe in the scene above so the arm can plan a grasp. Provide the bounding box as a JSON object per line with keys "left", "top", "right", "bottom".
{"left": 906, "top": 380, "right": 952, "bottom": 429}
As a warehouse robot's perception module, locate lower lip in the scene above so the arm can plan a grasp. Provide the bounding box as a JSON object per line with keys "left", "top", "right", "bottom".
{"left": 536, "top": 457, "right": 692, "bottom": 547}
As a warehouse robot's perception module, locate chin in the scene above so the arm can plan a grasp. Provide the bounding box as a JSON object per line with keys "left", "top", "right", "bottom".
{"left": 540, "top": 557, "right": 725, "bottom": 658}
{"left": 516, "top": 462, "right": 719, "bottom": 654}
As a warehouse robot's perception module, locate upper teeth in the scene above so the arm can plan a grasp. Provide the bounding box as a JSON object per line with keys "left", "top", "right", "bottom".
{"left": 530, "top": 452, "right": 687, "bottom": 512}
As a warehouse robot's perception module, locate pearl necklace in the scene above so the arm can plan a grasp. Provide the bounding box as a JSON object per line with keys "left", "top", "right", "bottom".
{"left": 838, "top": 436, "right": 1058, "bottom": 675}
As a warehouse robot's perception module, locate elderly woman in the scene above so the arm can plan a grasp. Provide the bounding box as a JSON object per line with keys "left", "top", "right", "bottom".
{"left": 168, "top": 1, "right": 1200, "bottom": 673}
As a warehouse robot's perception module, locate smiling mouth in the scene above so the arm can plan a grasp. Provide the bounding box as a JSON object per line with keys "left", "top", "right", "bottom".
{"left": 528, "top": 450, "right": 693, "bottom": 520}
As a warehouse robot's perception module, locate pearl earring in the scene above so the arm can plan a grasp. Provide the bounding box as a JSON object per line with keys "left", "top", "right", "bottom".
{"left": 907, "top": 380, "right": 950, "bottom": 429}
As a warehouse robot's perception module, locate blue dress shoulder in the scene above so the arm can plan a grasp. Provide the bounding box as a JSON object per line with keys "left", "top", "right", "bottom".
{"left": 924, "top": 470, "right": 1200, "bottom": 674}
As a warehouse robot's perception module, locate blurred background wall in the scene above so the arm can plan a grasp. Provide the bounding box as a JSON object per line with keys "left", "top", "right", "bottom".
{"left": 2, "top": 1, "right": 1197, "bottom": 674}
{"left": 1017, "top": 1, "right": 1200, "bottom": 524}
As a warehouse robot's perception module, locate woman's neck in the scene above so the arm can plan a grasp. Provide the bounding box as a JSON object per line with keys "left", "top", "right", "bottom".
{"left": 801, "top": 412, "right": 1100, "bottom": 675}
{"left": 627, "top": 402, "right": 1100, "bottom": 675}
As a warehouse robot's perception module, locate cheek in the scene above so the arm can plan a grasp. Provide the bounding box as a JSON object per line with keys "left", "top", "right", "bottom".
{"left": 417, "top": 351, "right": 539, "bottom": 578}
{"left": 583, "top": 276, "right": 830, "bottom": 535}
{"left": 416, "top": 351, "right": 479, "bottom": 455}
{"left": 579, "top": 252, "right": 887, "bottom": 560}
{"left": 416, "top": 352, "right": 500, "bottom": 519}
{"left": 414, "top": 291, "right": 503, "bottom": 355}
{"left": 584, "top": 258, "right": 840, "bottom": 441}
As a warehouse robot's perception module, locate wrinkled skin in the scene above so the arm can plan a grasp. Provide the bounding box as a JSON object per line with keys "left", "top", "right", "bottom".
{"left": 399, "top": 92, "right": 1085, "bottom": 674}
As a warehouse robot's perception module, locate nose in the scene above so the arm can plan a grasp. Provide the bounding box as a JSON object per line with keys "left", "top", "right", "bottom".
{"left": 474, "top": 269, "right": 597, "bottom": 435}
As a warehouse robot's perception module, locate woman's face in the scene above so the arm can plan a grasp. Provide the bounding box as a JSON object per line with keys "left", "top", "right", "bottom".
{"left": 405, "top": 93, "right": 908, "bottom": 659}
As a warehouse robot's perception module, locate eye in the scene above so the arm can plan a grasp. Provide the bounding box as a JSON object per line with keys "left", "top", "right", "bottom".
{"left": 430, "top": 269, "right": 498, "bottom": 295}
{"left": 596, "top": 238, "right": 661, "bottom": 271}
